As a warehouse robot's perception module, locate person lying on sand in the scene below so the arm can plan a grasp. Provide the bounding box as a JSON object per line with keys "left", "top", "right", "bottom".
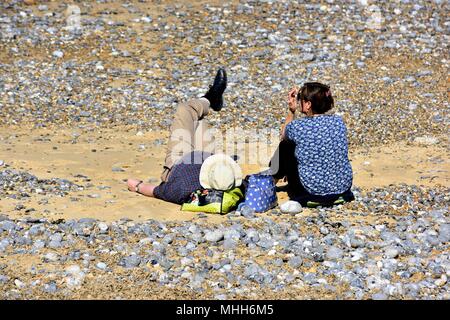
{"left": 267, "top": 82, "right": 355, "bottom": 206}
{"left": 127, "top": 68, "right": 242, "bottom": 205}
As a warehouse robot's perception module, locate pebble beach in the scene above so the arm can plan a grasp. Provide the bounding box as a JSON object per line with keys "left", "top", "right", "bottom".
{"left": 0, "top": 0, "right": 449, "bottom": 300}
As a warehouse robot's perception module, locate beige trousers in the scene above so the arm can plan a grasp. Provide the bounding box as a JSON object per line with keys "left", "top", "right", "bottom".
{"left": 161, "top": 98, "right": 216, "bottom": 182}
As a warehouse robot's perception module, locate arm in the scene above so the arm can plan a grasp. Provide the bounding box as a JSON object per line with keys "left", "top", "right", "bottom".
{"left": 281, "top": 87, "right": 299, "bottom": 140}
{"left": 281, "top": 109, "right": 295, "bottom": 140}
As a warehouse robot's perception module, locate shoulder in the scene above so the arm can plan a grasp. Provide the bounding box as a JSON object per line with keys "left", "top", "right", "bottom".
{"left": 329, "top": 114, "right": 345, "bottom": 123}
{"left": 288, "top": 118, "right": 309, "bottom": 129}
{"left": 285, "top": 119, "right": 305, "bottom": 139}
{"left": 320, "top": 115, "right": 346, "bottom": 127}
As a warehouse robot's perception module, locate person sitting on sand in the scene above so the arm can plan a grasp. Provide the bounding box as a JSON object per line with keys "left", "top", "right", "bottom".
{"left": 127, "top": 68, "right": 242, "bottom": 205}
{"left": 268, "top": 82, "right": 355, "bottom": 206}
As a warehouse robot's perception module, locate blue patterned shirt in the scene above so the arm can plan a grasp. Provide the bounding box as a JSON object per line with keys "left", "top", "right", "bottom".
{"left": 285, "top": 115, "right": 353, "bottom": 196}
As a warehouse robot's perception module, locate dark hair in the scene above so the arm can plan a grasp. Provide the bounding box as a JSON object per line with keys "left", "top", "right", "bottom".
{"left": 297, "top": 82, "right": 334, "bottom": 114}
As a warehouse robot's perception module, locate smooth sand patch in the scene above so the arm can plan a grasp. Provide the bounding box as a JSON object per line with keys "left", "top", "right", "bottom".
{"left": 0, "top": 126, "right": 448, "bottom": 222}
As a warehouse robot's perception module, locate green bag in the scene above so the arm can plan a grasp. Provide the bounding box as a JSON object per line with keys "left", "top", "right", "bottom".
{"left": 181, "top": 187, "right": 244, "bottom": 214}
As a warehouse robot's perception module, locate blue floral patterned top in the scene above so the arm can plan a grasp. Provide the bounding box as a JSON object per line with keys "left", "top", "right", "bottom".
{"left": 285, "top": 115, "right": 353, "bottom": 196}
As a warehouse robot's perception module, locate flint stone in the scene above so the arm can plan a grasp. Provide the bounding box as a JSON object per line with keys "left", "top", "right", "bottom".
{"left": 0, "top": 221, "right": 16, "bottom": 232}
{"left": 0, "top": 275, "right": 9, "bottom": 284}
{"left": 240, "top": 205, "right": 256, "bottom": 219}
{"left": 43, "top": 282, "right": 57, "bottom": 293}
{"left": 14, "top": 279, "right": 25, "bottom": 288}
{"left": 414, "top": 136, "right": 439, "bottom": 146}
{"left": 288, "top": 256, "right": 303, "bottom": 268}
{"left": 280, "top": 201, "right": 302, "bottom": 214}
{"left": 384, "top": 246, "right": 400, "bottom": 259}
{"left": 53, "top": 50, "right": 64, "bottom": 58}
{"left": 65, "top": 265, "right": 85, "bottom": 288}
{"left": 224, "top": 229, "right": 241, "bottom": 241}
{"left": 372, "top": 292, "right": 388, "bottom": 300}
{"left": 223, "top": 238, "right": 237, "bottom": 250}
{"left": 204, "top": 230, "right": 224, "bottom": 243}
{"left": 97, "top": 222, "right": 109, "bottom": 233}
{"left": 96, "top": 262, "right": 107, "bottom": 270}
{"left": 438, "top": 224, "right": 450, "bottom": 243}
{"left": 326, "top": 246, "right": 344, "bottom": 260}
{"left": 43, "top": 252, "right": 59, "bottom": 262}
{"left": 121, "top": 255, "right": 141, "bottom": 268}
{"left": 33, "top": 239, "right": 46, "bottom": 250}
{"left": 244, "top": 229, "right": 260, "bottom": 243}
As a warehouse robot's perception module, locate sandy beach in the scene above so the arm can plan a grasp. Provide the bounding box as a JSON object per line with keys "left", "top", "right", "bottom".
{"left": 0, "top": 0, "right": 448, "bottom": 300}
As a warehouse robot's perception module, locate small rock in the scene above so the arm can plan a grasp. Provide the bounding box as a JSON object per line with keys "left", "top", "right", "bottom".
{"left": 0, "top": 275, "right": 9, "bottom": 284}
{"left": 434, "top": 275, "right": 447, "bottom": 287}
{"left": 372, "top": 292, "right": 388, "bottom": 300}
{"left": 223, "top": 238, "right": 237, "bottom": 250}
{"left": 288, "top": 256, "right": 303, "bottom": 268}
{"left": 14, "top": 279, "right": 25, "bottom": 289}
{"left": 43, "top": 252, "right": 59, "bottom": 262}
{"left": 97, "top": 222, "right": 109, "bottom": 233}
{"left": 43, "top": 281, "right": 57, "bottom": 293}
{"left": 326, "top": 246, "right": 344, "bottom": 260}
{"left": 413, "top": 136, "right": 439, "bottom": 146}
{"left": 121, "top": 255, "right": 141, "bottom": 268}
{"left": 65, "top": 265, "right": 85, "bottom": 288}
{"left": 96, "top": 262, "right": 107, "bottom": 270}
{"left": 280, "top": 201, "right": 302, "bottom": 214}
{"left": 205, "top": 230, "right": 224, "bottom": 243}
{"left": 238, "top": 204, "right": 255, "bottom": 219}
{"left": 52, "top": 50, "right": 64, "bottom": 58}
{"left": 320, "top": 226, "right": 329, "bottom": 235}
{"left": 384, "top": 246, "right": 400, "bottom": 259}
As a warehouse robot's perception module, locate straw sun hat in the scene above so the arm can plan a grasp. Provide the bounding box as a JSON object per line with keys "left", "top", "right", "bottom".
{"left": 199, "top": 154, "right": 243, "bottom": 191}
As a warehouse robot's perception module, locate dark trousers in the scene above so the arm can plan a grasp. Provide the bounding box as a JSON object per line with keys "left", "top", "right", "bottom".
{"left": 269, "top": 140, "right": 354, "bottom": 206}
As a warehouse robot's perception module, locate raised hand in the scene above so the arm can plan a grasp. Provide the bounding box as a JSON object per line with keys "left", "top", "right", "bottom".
{"left": 288, "top": 87, "right": 299, "bottom": 113}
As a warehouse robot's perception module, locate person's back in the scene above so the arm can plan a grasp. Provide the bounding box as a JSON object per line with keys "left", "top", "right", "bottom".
{"left": 285, "top": 114, "right": 353, "bottom": 196}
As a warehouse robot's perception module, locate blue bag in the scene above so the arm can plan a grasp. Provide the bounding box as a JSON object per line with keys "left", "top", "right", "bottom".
{"left": 242, "top": 174, "right": 278, "bottom": 212}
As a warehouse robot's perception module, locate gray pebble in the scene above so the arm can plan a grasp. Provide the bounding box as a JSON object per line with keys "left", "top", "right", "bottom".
{"left": 288, "top": 256, "right": 303, "bottom": 268}
{"left": 326, "top": 246, "right": 344, "bottom": 261}
{"left": 204, "top": 230, "right": 224, "bottom": 243}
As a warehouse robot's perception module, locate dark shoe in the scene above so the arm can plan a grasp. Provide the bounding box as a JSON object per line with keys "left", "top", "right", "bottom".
{"left": 204, "top": 68, "right": 227, "bottom": 111}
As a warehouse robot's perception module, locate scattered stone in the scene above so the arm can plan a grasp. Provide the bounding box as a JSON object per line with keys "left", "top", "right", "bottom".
{"left": 280, "top": 201, "right": 302, "bottom": 214}
{"left": 384, "top": 246, "right": 400, "bottom": 259}
{"left": 372, "top": 292, "right": 388, "bottom": 300}
{"left": 43, "top": 252, "right": 59, "bottom": 262}
{"left": 205, "top": 230, "right": 224, "bottom": 243}
{"left": 326, "top": 246, "right": 344, "bottom": 261}
{"left": 120, "top": 255, "right": 141, "bottom": 268}
{"left": 413, "top": 136, "right": 439, "bottom": 146}
{"left": 52, "top": 50, "right": 64, "bottom": 59}
{"left": 288, "top": 256, "right": 303, "bottom": 268}
{"left": 14, "top": 279, "right": 25, "bottom": 289}
{"left": 97, "top": 222, "right": 109, "bottom": 233}
{"left": 65, "top": 265, "right": 85, "bottom": 288}
{"left": 96, "top": 262, "right": 107, "bottom": 271}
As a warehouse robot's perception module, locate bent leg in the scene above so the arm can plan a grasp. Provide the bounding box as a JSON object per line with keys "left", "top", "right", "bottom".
{"left": 268, "top": 139, "right": 305, "bottom": 197}
{"left": 162, "top": 98, "right": 210, "bottom": 181}
{"left": 268, "top": 139, "right": 297, "bottom": 179}
{"left": 194, "top": 119, "right": 216, "bottom": 155}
